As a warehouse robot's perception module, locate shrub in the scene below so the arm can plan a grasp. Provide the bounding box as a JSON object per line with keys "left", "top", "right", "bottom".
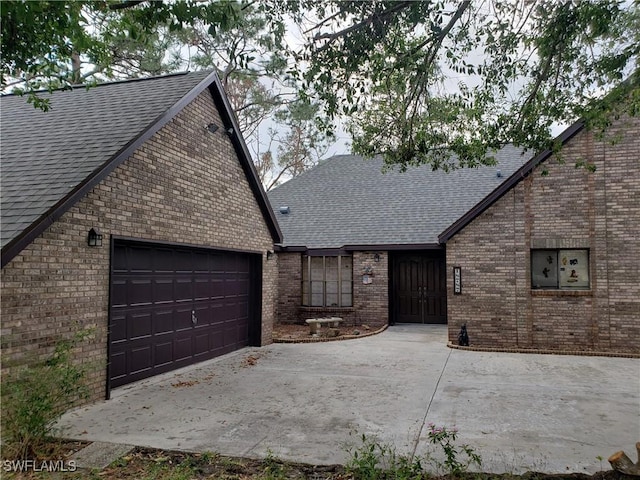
{"left": 345, "top": 432, "right": 425, "bottom": 479}
{"left": 426, "top": 423, "right": 482, "bottom": 476}
{"left": 1, "top": 331, "right": 91, "bottom": 459}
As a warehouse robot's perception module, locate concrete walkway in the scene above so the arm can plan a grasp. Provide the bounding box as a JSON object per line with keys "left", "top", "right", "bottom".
{"left": 58, "top": 325, "right": 640, "bottom": 473}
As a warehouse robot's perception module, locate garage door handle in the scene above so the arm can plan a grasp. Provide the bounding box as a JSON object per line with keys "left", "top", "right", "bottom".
{"left": 191, "top": 310, "right": 197, "bottom": 325}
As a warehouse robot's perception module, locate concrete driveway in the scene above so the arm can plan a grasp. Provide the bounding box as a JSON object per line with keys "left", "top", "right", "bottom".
{"left": 59, "top": 325, "right": 640, "bottom": 473}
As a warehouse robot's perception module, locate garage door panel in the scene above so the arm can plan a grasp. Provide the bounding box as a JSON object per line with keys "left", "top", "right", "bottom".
{"left": 174, "top": 307, "right": 193, "bottom": 331}
{"left": 130, "top": 279, "right": 153, "bottom": 306}
{"left": 110, "top": 241, "right": 258, "bottom": 389}
{"left": 210, "top": 254, "right": 224, "bottom": 272}
{"left": 154, "top": 341, "right": 173, "bottom": 367}
{"left": 129, "top": 312, "right": 153, "bottom": 339}
{"left": 110, "top": 312, "right": 127, "bottom": 343}
{"left": 174, "top": 334, "right": 193, "bottom": 361}
{"left": 174, "top": 278, "right": 193, "bottom": 302}
{"left": 192, "top": 304, "right": 212, "bottom": 327}
{"left": 154, "top": 248, "right": 174, "bottom": 273}
{"left": 193, "top": 251, "right": 210, "bottom": 271}
{"left": 130, "top": 345, "right": 153, "bottom": 374}
{"left": 225, "top": 322, "right": 242, "bottom": 345}
{"left": 210, "top": 331, "right": 226, "bottom": 351}
{"left": 211, "top": 278, "right": 224, "bottom": 298}
{"left": 111, "top": 279, "right": 128, "bottom": 307}
{"left": 154, "top": 278, "right": 174, "bottom": 303}
{"left": 226, "top": 299, "right": 249, "bottom": 319}
{"left": 129, "top": 245, "right": 154, "bottom": 272}
{"left": 174, "top": 250, "right": 193, "bottom": 272}
{"left": 110, "top": 351, "right": 127, "bottom": 381}
{"left": 194, "top": 332, "right": 210, "bottom": 356}
{"left": 154, "top": 310, "right": 174, "bottom": 334}
{"left": 194, "top": 277, "right": 212, "bottom": 300}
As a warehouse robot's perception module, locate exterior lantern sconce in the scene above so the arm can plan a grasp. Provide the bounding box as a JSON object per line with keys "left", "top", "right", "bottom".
{"left": 205, "top": 122, "right": 219, "bottom": 134}
{"left": 87, "top": 227, "right": 103, "bottom": 247}
{"left": 266, "top": 250, "right": 274, "bottom": 260}
{"left": 374, "top": 253, "right": 380, "bottom": 262}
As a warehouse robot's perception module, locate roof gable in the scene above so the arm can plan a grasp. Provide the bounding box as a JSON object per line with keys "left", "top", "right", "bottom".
{"left": 437, "top": 120, "right": 585, "bottom": 243}
{"left": 1, "top": 71, "right": 281, "bottom": 266}
{"left": 267, "top": 146, "right": 532, "bottom": 249}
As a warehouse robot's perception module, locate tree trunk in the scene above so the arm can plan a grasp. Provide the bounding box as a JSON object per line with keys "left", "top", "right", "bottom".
{"left": 71, "top": 52, "right": 81, "bottom": 84}
{"left": 608, "top": 442, "right": 640, "bottom": 476}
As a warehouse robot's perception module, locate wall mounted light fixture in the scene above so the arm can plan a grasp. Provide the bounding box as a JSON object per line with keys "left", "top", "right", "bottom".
{"left": 87, "top": 227, "right": 103, "bottom": 247}
{"left": 206, "top": 122, "right": 219, "bottom": 134}
{"left": 266, "top": 250, "right": 275, "bottom": 260}
{"left": 374, "top": 253, "right": 380, "bottom": 262}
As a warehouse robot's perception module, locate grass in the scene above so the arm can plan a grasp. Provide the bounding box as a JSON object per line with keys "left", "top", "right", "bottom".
{"left": 0, "top": 442, "right": 631, "bottom": 480}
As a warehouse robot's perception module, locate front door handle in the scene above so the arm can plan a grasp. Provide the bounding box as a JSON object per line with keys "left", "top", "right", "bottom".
{"left": 191, "top": 310, "right": 197, "bottom": 325}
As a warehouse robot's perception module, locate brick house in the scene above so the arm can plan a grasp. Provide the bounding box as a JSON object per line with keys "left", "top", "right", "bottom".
{"left": 267, "top": 147, "right": 532, "bottom": 328}
{"left": 1, "top": 71, "right": 282, "bottom": 401}
{"left": 268, "top": 115, "right": 639, "bottom": 354}
{"left": 440, "top": 115, "right": 640, "bottom": 353}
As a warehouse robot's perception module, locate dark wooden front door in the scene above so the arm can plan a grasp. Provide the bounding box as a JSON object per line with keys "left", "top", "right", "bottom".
{"left": 109, "top": 240, "right": 260, "bottom": 389}
{"left": 392, "top": 252, "right": 447, "bottom": 324}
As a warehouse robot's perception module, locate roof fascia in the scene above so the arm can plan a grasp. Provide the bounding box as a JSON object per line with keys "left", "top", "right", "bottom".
{"left": 305, "top": 248, "right": 350, "bottom": 256}
{"left": 274, "top": 245, "right": 307, "bottom": 252}
{"left": 438, "top": 120, "right": 586, "bottom": 244}
{"left": 343, "top": 243, "right": 443, "bottom": 251}
{"left": 4, "top": 72, "right": 214, "bottom": 267}
{"left": 207, "top": 76, "right": 283, "bottom": 245}
{"left": 274, "top": 243, "right": 443, "bottom": 253}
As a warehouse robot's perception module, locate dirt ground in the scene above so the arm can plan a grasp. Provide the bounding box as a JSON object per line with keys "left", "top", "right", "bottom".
{"left": 272, "top": 322, "right": 383, "bottom": 342}
{"left": 3, "top": 444, "right": 637, "bottom": 480}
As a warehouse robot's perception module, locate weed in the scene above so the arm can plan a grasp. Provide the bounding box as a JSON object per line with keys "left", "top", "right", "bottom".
{"left": 346, "top": 433, "right": 385, "bottom": 479}
{"left": 261, "top": 449, "right": 288, "bottom": 480}
{"left": 199, "top": 451, "right": 217, "bottom": 464}
{"left": 142, "top": 461, "right": 195, "bottom": 480}
{"left": 426, "top": 423, "right": 482, "bottom": 476}
{"left": 1, "top": 330, "right": 92, "bottom": 459}
{"left": 345, "top": 432, "right": 425, "bottom": 479}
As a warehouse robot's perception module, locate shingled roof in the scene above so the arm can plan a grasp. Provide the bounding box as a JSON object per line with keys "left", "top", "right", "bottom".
{"left": 1, "top": 71, "right": 281, "bottom": 265}
{"left": 267, "top": 146, "right": 532, "bottom": 249}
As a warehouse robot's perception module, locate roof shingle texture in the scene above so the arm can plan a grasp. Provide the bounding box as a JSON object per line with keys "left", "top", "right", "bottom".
{"left": 1, "top": 71, "right": 212, "bottom": 249}
{"left": 267, "top": 148, "right": 532, "bottom": 248}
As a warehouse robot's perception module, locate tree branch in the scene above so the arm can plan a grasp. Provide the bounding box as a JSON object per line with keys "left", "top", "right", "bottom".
{"left": 312, "top": 1, "right": 412, "bottom": 52}
{"left": 303, "top": 8, "right": 343, "bottom": 34}
{"left": 404, "top": 1, "right": 472, "bottom": 132}
{"left": 403, "top": 1, "right": 471, "bottom": 60}
{"left": 108, "top": 1, "right": 146, "bottom": 11}
{"left": 265, "top": 165, "right": 293, "bottom": 191}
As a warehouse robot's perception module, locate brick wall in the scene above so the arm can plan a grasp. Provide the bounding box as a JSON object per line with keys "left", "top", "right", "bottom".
{"left": 276, "top": 250, "right": 388, "bottom": 328}
{"left": 447, "top": 115, "right": 640, "bottom": 353}
{"left": 275, "top": 252, "right": 303, "bottom": 323}
{"left": 1, "top": 88, "right": 277, "bottom": 402}
{"left": 353, "top": 251, "right": 389, "bottom": 328}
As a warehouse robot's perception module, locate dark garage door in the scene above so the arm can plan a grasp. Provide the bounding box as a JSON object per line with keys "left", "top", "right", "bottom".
{"left": 109, "top": 240, "right": 261, "bottom": 388}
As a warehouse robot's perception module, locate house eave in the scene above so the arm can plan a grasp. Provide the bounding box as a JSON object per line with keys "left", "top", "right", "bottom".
{"left": 1, "top": 71, "right": 282, "bottom": 268}
{"left": 207, "top": 78, "right": 283, "bottom": 245}
{"left": 274, "top": 242, "right": 443, "bottom": 253}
